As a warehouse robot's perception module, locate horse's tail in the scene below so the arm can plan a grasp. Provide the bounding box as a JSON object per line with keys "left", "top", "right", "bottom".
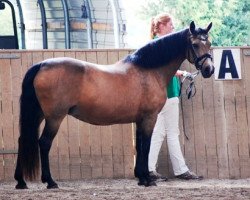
{"left": 18, "top": 63, "right": 43, "bottom": 180}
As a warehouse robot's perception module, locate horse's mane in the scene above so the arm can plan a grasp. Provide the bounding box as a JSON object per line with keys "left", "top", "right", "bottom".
{"left": 123, "top": 28, "right": 190, "bottom": 69}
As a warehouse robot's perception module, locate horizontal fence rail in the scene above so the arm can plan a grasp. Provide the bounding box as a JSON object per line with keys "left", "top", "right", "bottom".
{"left": 0, "top": 48, "right": 249, "bottom": 181}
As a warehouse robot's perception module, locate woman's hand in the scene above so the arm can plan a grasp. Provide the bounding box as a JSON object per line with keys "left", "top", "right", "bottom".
{"left": 176, "top": 70, "right": 191, "bottom": 77}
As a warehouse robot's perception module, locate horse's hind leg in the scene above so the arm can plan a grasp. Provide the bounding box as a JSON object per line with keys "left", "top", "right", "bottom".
{"left": 14, "top": 148, "right": 28, "bottom": 189}
{"left": 39, "top": 116, "right": 64, "bottom": 189}
{"left": 15, "top": 116, "right": 44, "bottom": 189}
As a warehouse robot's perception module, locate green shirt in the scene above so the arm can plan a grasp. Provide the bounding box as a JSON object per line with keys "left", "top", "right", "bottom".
{"left": 167, "top": 76, "right": 180, "bottom": 98}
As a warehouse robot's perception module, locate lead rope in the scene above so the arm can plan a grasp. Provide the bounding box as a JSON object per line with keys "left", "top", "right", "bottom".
{"left": 179, "top": 71, "right": 199, "bottom": 99}
{"left": 179, "top": 71, "right": 199, "bottom": 140}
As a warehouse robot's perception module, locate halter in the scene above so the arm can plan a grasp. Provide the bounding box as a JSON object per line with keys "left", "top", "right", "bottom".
{"left": 194, "top": 53, "right": 213, "bottom": 70}
{"left": 188, "top": 35, "right": 213, "bottom": 70}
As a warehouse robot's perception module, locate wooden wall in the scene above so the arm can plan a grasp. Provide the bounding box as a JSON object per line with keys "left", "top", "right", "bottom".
{"left": 0, "top": 48, "right": 249, "bottom": 181}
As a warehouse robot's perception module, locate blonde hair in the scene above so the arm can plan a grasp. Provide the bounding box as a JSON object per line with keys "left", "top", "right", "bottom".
{"left": 150, "top": 13, "right": 172, "bottom": 39}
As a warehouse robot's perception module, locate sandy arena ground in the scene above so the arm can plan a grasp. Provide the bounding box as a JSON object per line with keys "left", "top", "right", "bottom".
{"left": 0, "top": 178, "right": 250, "bottom": 200}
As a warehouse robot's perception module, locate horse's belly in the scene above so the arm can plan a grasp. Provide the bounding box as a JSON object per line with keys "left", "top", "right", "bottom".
{"left": 69, "top": 105, "right": 136, "bottom": 125}
{"left": 69, "top": 102, "right": 138, "bottom": 125}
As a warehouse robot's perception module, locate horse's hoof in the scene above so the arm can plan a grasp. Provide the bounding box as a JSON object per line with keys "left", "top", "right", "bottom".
{"left": 15, "top": 184, "right": 28, "bottom": 189}
{"left": 138, "top": 179, "right": 157, "bottom": 187}
{"left": 47, "top": 183, "right": 59, "bottom": 189}
{"left": 147, "top": 180, "right": 157, "bottom": 187}
{"left": 137, "top": 179, "right": 147, "bottom": 186}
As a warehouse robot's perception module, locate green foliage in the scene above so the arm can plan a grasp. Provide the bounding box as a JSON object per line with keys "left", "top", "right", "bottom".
{"left": 139, "top": 0, "right": 250, "bottom": 46}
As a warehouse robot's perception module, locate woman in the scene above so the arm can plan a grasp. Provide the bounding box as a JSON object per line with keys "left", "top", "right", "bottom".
{"left": 148, "top": 13, "right": 203, "bottom": 181}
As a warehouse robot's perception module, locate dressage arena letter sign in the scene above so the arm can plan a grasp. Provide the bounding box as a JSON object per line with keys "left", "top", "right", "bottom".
{"left": 213, "top": 49, "right": 241, "bottom": 80}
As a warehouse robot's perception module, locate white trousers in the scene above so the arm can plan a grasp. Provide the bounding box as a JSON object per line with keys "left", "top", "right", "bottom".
{"left": 148, "top": 97, "right": 189, "bottom": 176}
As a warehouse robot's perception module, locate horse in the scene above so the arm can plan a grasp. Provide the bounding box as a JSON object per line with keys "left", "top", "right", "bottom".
{"left": 14, "top": 21, "right": 214, "bottom": 189}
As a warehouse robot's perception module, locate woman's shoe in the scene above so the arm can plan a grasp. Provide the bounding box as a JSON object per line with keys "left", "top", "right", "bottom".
{"left": 149, "top": 171, "right": 168, "bottom": 181}
{"left": 176, "top": 171, "right": 203, "bottom": 180}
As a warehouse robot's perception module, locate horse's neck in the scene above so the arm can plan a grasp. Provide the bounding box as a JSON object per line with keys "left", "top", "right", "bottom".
{"left": 157, "top": 30, "right": 188, "bottom": 83}
{"left": 156, "top": 56, "right": 185, "bottom": 86}
{"left": 123, "top": 29, "right": 189, "bottom": 70}
{"left": 149, "top": 29, "right": 188, "bottom": 69}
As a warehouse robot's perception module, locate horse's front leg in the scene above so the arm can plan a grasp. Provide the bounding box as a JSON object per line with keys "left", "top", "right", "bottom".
{"left": 134, "top": 128, "right": 153, "bottom": 186}
{"left": 39, "top": 118, "right": 63, "bottom": 189}
{"left": 134, "top": 115, "right": 158, "bottom": 187}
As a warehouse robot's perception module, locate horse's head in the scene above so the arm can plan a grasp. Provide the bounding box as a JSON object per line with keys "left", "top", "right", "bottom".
{"left": 186, "top": 21, "right": 214, "bottom": 78}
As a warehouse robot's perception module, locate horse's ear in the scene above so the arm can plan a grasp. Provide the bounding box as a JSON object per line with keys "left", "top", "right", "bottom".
{"left": 206, "top": 22, "right": 212, "bottom": 33}
{"left": 189, "top": 21, "right": 196, "bottom": 34}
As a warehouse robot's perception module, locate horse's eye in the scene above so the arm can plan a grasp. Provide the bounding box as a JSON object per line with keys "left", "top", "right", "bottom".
{"left": 192, "top": 43, "right": 199, "bottom": 49}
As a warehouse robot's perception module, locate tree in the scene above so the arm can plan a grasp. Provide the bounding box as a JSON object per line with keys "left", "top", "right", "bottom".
{"left": 138, "top": 0, "right": 250, "bottom": 46}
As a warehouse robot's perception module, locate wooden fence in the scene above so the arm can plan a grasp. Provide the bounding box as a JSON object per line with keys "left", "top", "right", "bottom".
{"left": 0, "top": 48, "right": 249, "bottom": 181}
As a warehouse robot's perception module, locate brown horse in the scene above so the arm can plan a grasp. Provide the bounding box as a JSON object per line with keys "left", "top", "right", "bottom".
{"left": 14, "top": 21, "right": 214, "bottom": 189}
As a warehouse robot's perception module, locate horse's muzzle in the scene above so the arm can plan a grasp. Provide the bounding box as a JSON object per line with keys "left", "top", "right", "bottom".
{"left": 201, "top": 65, "right": 214, "bottom": 78}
